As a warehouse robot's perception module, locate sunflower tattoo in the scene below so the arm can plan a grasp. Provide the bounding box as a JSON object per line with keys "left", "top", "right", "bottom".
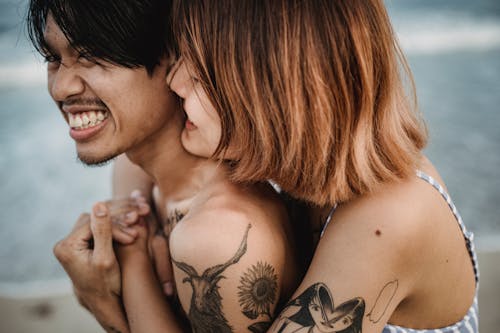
{"left": 238, "top": 261, "right": 278, "bottom": 333}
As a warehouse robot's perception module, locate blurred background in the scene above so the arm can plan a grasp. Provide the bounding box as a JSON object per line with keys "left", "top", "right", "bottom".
{"left": 0, "top": 0, "right": 499, "bottom": 331}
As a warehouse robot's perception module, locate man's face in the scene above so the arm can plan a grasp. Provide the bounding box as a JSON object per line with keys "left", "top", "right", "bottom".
{"left": 44, "top": 14, "right": 176, "bottom": 165}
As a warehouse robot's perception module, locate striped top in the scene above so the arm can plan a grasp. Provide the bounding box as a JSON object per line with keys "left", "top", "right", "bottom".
{"left": 321, "top": 170, "right": 479, "bottom": 333}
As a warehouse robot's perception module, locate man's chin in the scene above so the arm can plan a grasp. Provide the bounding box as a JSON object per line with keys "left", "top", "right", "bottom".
{"left": 77, "top": 153, "right": 117, "bottom": 167}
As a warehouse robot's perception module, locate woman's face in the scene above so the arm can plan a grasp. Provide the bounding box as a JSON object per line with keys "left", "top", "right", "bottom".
{"left": 168, "top": 60, "right": 222, "bottom": 158}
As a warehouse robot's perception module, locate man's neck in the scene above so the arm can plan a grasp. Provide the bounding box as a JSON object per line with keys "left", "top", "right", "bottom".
{"left": 125, "top": 114, "right": 219, "bottom": 203}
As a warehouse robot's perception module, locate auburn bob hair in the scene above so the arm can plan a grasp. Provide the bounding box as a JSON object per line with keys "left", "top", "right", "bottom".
{"left": 172, "top": 0, "right": 427, "bottom": 206}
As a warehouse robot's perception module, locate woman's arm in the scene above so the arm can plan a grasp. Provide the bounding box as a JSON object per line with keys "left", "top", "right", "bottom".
{"left": 117, "top": 205, "right": 293, "bottom": 333}
{"left": 117, "top": 222, "right": 187, "bottom": 333}
{"left": 169, "top": 210, "right": 291, "bottom": 333}
{"left": 268, "top": 191, "right": 423, "bottom": 333}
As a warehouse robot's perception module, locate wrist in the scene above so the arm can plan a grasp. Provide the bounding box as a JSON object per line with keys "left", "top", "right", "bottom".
{"left": 120, "top": 249, "right": 151, "bottom": 271}
{"left": 86, "top": 295, "right": 129, "bottom": 333}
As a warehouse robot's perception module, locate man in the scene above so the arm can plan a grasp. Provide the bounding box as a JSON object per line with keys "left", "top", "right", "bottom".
{"left": 26, "top": 1, "right": 300, "bottom": 332}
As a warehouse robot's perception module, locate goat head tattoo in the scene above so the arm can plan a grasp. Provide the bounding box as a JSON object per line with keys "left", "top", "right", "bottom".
{"left": 172, "top": 224, "right": 252, "bottom": 333}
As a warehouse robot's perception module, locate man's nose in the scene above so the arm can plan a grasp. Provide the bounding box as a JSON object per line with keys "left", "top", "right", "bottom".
{"left": 48, "top": 64, "right": 85, "bottom": 102}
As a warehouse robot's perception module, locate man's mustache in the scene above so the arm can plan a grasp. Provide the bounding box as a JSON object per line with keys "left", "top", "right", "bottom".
{"left": 60, "top": 98, "right": 107, "bottom": 108}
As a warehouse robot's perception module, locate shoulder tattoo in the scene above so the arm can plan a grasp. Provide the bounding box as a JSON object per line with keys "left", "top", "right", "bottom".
{"left": 172, "top": 224, "right": 251, "bottom": 332}
{"left": 238, "top": 262, "right": 279, "bottom": 332}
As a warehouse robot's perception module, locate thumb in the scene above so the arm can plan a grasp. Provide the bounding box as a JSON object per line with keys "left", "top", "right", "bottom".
{"left": 90, "top": 202, "right": 115, "bottom": 263}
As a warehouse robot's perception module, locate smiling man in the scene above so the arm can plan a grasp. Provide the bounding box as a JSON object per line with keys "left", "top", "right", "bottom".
{"left": 26, "top": 1, "right": 300, "bottom": 332}
{"left": 29, "top": 3, "right": 177, "bottom": 166}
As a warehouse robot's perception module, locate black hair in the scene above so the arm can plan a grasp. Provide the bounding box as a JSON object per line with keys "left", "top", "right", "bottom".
{"left": 26, "top": 0, "right": 174, "bottom": 74}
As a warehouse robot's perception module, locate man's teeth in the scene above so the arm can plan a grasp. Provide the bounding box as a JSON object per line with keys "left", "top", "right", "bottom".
{"left": 68, "top": 111, "right": 108, "bottom": 129}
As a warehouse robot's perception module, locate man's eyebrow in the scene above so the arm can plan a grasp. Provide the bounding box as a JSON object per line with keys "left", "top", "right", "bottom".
{"left": 42, "top": 30, "right": 74, "bottom": 55}
{"left": 40, "top": 34, "right": 59, "bottom": 55}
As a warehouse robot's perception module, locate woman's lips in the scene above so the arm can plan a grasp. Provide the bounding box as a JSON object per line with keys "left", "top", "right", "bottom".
{"left": 185, "top": 119, "right": 197, "bottom": 131}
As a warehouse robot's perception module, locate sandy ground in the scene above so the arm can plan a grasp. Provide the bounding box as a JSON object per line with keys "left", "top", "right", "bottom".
{"left": 0, "top": 251, "right": 498, "bottom": 333}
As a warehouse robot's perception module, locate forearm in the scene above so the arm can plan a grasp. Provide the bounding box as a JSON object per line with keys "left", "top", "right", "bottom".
{"left": 113, "top": 154, "right": 154, "bottom": 200}
{"left": 122, "top": 252, "right": 187, "bottom": 333}
{"left": 84, "top": 294, "right": 130, "bottom": 333}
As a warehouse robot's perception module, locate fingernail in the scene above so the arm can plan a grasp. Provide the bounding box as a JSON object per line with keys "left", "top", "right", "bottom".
{"left": 138, "top": 203, "right": 150, "bottom": 214}
{"left": 130, "top": 190, "right": 143, "bottom": 198}
{"left": 125, "top": 211, "right": 138, "bottom": 221}
{"left": 94, "top": 203, "right": 108, "bottom": 217}
{"left": 163, "top": 282, "right": 174, "bottom": 296}
{"left": 124, "top": 227, "right": 138, "bottom": 236}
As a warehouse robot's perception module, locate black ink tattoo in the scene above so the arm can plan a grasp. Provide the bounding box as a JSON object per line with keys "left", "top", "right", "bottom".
{"left": 167, "top": 209, "right": 186, "bottom": 225}
{"left": 367, "top": 280, "right": 398, "bottom": 323}
{"left": 238, "top": 262, "right": 278, "bottom": 332}
{"left": 272, "top": 283, "right": 365, "bottom": 333}
{"left": 163, "top": 208, "right": 186, "bottom": 237}
{"left": 172, "top": 224, "right": 251, "bottom": 333}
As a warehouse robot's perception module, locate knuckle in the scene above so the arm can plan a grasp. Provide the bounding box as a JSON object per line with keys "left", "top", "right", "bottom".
{"left": 94, "top": 257, "right": 114, "bottom": 271}
{"left": 53, "top": 239, "right": 69, "bottom": 261}
{"left": 78, "top": 212, "right": 90, "bottom": 220}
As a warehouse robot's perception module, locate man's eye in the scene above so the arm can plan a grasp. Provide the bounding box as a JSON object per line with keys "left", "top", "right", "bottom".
{"left": 78, "top": 54, "right": 104, "bottom": 67}
{"left": 44, "top": 54, "right": 60, "bottom": 63}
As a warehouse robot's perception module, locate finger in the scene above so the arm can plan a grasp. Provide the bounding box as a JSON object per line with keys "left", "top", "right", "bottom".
{"left": 144, "top": 213, "right": 157, "bottom": 237}
{"left": 151, "top": 235, "right": 175, "bottom": 297}
{"left": 137, "top": 202, "right": 151, "bottom": 216}
{"left": 54, "top": 221, "right": 92, "bottom": 264}
{"left": 111, "top": 226, "right": 137, "bottom": 245}
{"left": 106, "top": 198, "right": 141, "bottom": 216}
{"left": 90, "top": 202, "right": 115, "bottom": 264}
{"left": 130, "top": 189, "right": 144, "bottom": 199}
{"left": 71, "top": 213, "right": 90, "bottom": 232}
{"left": 111, "top": 210, "right": 140, "bottom": 226}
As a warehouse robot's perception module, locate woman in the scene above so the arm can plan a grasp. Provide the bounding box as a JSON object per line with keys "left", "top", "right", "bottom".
{"left": 167, "top": 0, "right": 479, "bottom": 332}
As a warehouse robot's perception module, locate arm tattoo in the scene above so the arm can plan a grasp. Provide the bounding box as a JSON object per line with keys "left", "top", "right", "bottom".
{"left": 367, "top": 280, "right": 398, "bottom": 324}
{"left": 172, "top": 224, "right": 251, "bottom": 333}
{"left": 238, "top": 262, "right": 278, "bottom": 333}
{"left": 163, "top": 208, "right": 186, "bottom": 237}
{"left": 167, "top": 209, "right": 186, "bottom": 225}
{"left": 272, "top": 283, "right": 365, "bottom": 333}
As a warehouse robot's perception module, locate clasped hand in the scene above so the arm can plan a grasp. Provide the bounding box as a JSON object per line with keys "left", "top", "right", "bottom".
{"left": 53, "top": 192, "right": 175, "bottom": 315}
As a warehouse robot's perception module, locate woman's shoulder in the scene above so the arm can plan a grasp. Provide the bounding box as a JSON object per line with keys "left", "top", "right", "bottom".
{"left": 170, "top": 181, "right": 290, "bottom": 257}
{"left": 320, "top": 163, "right": 461, "bottom": 276}
{"left": 193, "top": 180, "right": 288, "bottom": 228}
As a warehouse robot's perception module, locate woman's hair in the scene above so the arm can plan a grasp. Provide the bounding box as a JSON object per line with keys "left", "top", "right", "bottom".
{"left": 172, "top": 0, "right": 427, "bottom": 205}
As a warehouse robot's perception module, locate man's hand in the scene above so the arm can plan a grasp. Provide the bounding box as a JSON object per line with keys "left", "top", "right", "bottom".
{"left": 53, "top": 202, "right": 140, "bottom": 333}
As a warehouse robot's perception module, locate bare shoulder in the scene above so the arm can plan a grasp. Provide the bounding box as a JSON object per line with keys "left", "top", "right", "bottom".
{"left": 169, "top": 181, "right": 290, "bottom": 263}
{"left": 295, "top": 161, "right": 475, "bottom": 331}
{"left": 168, "top": 182, "right": 293, "bottom": 332}
{"left": 323, "top": 175, "right": 431, "bottom": 252}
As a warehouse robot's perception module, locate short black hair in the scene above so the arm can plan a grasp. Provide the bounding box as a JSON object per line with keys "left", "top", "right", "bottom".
{"left": 27, "top": 0, "right": 174, "bottom": 74}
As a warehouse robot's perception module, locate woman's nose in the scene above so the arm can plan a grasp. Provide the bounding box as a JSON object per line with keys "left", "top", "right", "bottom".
{"left": 167, "top": 60, "right": 192, "bottom": 98}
